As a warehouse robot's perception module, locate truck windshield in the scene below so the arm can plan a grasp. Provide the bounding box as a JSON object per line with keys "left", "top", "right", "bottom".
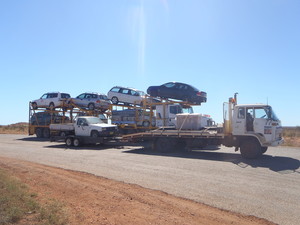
{"left": 182, "top": 107, "right": 194, "bottom": 114}
{"left": 265, "top": 106, "right": 280, "bottom": 121}
{"left": 86, "top": 117, "right": 104, "bottom": 124}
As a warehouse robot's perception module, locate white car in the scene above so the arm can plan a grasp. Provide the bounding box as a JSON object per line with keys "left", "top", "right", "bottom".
{"left": 31, "top": 92, "right": 71, "bottom": 109}
{"left": 107, "top": 86, "right": 149, "bottom": 105}
{"left": 68, "top": 92, "right": 111, "bottom": 111}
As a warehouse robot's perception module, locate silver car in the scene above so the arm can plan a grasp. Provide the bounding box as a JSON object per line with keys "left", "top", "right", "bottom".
{"left": 68, "top": 92, "right": 111, "bottom": 111}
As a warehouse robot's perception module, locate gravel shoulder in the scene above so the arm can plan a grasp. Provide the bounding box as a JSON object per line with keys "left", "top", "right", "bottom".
{"left": 0, "top": 156, "right": 274, "bottom": 225}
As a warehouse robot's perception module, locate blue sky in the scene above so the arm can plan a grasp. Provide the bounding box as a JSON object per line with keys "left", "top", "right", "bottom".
{"left": 0, "top": 0, "right": 299, "bottom": 126}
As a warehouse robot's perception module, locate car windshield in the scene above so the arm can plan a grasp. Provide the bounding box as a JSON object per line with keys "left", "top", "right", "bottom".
{"left": 85, "top": 117, "right": 104, "bottom": 124}
{"left": 138, "top": 91, "right": 146, "bottom": 96}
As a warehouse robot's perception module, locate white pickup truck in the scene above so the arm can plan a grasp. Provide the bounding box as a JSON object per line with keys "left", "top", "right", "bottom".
{"left": 50, "top": 116, "right": 118, "bottom": 147}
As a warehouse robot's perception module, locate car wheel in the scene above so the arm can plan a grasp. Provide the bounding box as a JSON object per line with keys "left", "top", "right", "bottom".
{"left": 49, "top": 102, "right": 55, "bottom": 109}
{"left": 60, "top": 131, "right": 67, "bottom": 137}
{"left": 111, "top": 97, "right": 119, "bottom": 105}
{"left": 32, "top": 102, "right": 38, "bottom": 109}
{"left": 88, "top": 103, "right": 95, "bottom": 110}
{"left": 142, "top": 120, "right": 150, "bottom": 127}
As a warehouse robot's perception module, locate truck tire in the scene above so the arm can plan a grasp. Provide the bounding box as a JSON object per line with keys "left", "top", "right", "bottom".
{"left": 111, "top": 97, "right": 119, "bottom": 105}
{"left": 65, "top": 137, "right": 73, "bottom": 147}
{"left": 240, "top": 138, "right": 262, "bottom": 159}
{"left": 91, "top": 130, "right": 99, "bottom": 138}
{"left": 36, "top": 128, "right": 43, "bottom": 138}
{"left": 154, "top": 138, "right": 176, "bottom": 153}
{"left": 142, "top": 120, "right": 150, "bottom": 128}
{"left": 43, "top": 128, "right": 50, "bottom": 138}
{"left": 73, "top": 138, "right": 81, "bottom": 147}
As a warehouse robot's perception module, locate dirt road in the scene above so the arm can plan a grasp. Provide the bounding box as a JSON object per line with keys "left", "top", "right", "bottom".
{"left": 0, "top": 157, "right": 274, "bottom": 225}
{"left": 0, "top": 134, "right": 299, "bottom": 224}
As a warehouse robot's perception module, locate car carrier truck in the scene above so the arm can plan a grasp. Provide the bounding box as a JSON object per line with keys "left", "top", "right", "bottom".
{"left": 123, "top": 94, "right": 284, "bottom": 159}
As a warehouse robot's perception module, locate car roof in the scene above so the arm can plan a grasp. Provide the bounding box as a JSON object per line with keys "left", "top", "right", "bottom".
{"left": 111, "top": 86, "right": 142, "bottom": 92}
{"left": 79, "top": 92, "right": 107, "bottom": 96}
{"left": 163, "top": 82, "right": 199, "bottom": 91}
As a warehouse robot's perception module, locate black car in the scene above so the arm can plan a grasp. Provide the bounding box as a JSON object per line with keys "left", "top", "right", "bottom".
{"left": 147, "top": 82, "right": 207, "bottom": 104}
{"left": 30, "top": 112, "right": 69, "bottom": 125}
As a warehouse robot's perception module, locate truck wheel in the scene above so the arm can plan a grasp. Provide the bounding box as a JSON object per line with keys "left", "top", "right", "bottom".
{"left": 91, "top": 130, "right": 99, "bottom": 138}
{"left": 240, "top": 139, "right": 262, "bottom": 159}
{"left": 73, "top": 138, "right": 81, "bottom": 147}
{"left": 261, "top": 147, "right": 268, "bottom": 154}
{"left": 65, "top": 137, "right": 73, "bottom": 147}
{"left": 36, "top": 128, "right": 44, "bottom": 138}
{"left": 111, "top": 97, "right": 119, "bottom": 105}
{"left": 43, "top": 128, "right": 50, "bottom": 138}
{"left": 154, "top": 138, "right": 176, "bottom": 153}
{"left": 88, "top": 103, "right": 95, "bottom": 110}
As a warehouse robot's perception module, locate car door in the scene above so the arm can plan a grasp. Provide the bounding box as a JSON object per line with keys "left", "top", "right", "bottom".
{"left": 74, "top": 94, "right": 86, "bottom": 107}
{"left": 160, "top": 83, "right": 176, "bottom": 98}
{"left": 38, "top": 94, "right": 48, "bottom": 107}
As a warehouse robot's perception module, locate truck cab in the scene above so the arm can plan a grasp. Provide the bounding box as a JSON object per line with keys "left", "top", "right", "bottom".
{"left": 75, "top": 117, "right": 118, "bottom": 137}
{"left": 155, "top": 104, "right": 193, "bottom": 127}
{"left": 223, "top": 97, "right": 283, "bottom": 158}
{"left": 232, "top": 104, "right": 283, "bottom": 146}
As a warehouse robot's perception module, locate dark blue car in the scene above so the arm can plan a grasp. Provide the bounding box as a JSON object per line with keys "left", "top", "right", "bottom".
{"left": 147, "top": 82, "right": 207, "bottom": 104}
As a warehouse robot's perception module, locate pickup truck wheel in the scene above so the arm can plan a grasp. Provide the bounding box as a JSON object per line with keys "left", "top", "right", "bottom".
{"left": 240, "top": 139, "right": 262, "bottom": 159}
{"left": 65, "top": 137, "right": 73, "bottom": 147}
{"left": 111, "top": 97, "right": 119, "bottom": 105}
{"left": 73, "top": 138, "right": 80, "bottom": 147}
{"left": 88, "top": 103, "right": 95, "bottom": 110}
{"left": 91, "top": 130, "right": 99, "bottom": 138}
{"left": 36, "top": 128, "right": 43, "bottom": 138}
{"left": 43, "top": 128, "right": 50, "bottom": 138}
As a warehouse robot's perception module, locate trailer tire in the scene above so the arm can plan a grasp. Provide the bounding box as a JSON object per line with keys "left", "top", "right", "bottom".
{"left": 154, "top": 138, "right": 176, "bottom": 153}
{"left": 43, "top": 128, "right": 50, "bottom": 138}
{"left": 36, "top": 128, "right": 43, "bottom": 138}
{"left": 240, "top": 138, "right": 262, "bottom": 159}
{"left": 65, "top": 137, "right": 73, "bottom": 147}
{"left": 73, "top": 138, "right": 81, "bottom": 147}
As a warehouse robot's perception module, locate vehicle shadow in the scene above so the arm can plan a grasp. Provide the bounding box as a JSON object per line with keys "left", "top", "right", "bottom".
{"left": 123, "top": 147, "right": 300, "bottom": 174}
{"left": 17, "top": 137, "right": 51, "bottom": 142}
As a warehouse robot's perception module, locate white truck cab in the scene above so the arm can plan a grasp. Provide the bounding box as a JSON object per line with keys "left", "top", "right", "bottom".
{"left": 74, "top": 116, "right": 118, "bottom": 137}
{"left": 223, "top": 95, "right": 283, "bottom": 158}
{"left": 155, "top": 104, "right": 193, "bottom": 127}
{"left": 232, "top": 104, "right": 283, "bottom": 146}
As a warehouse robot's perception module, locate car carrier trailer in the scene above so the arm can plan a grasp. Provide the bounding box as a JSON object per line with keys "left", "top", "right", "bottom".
{"left": 123, "top": 94, "right": 284, "bottom": 159}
